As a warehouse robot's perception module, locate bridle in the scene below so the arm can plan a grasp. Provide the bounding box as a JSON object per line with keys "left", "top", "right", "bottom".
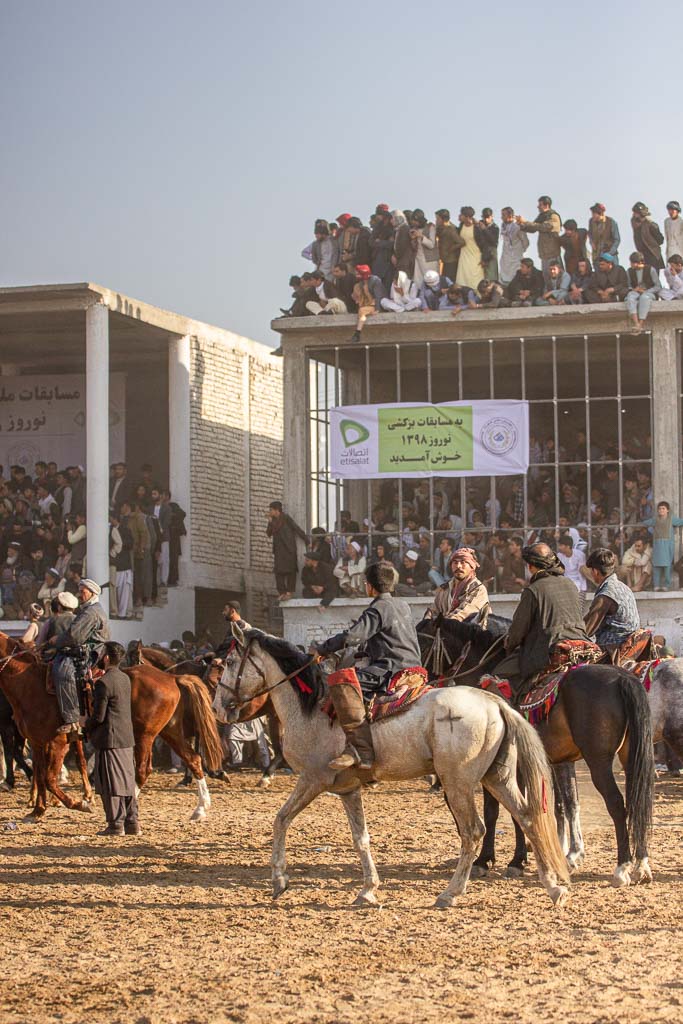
{"left": 216, "top": 638, "right": 317, "bottom": 709}
{"left": 418, "top": 629, "right": 506, "bottom": 685}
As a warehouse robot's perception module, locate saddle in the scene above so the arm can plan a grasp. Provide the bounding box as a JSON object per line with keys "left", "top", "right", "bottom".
{"left": 515, "top": 639, "right": 604, "bottom": 727}
{"left": 322, "top": 666, "right": 431, "bottom": 724}
{"left": 46, "top": 651, "right": 103, "bottom": 718}
{"left": 602, "top": 628, "right": 654, "bottom": 668}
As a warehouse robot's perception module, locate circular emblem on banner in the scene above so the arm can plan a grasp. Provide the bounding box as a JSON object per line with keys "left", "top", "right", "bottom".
{"left": 480, "top": 417, "right": 518, "bottom": 456}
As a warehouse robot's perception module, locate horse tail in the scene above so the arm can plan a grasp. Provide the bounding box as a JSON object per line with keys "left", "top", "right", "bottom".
{"left": 497, "top": 701, "right": 571, "bottom": 886}
{"left": 617, "top": 671, "right": 654, "bottom": 855}
{"left": 175, "top": 676, "right": 223, "bottom": 773}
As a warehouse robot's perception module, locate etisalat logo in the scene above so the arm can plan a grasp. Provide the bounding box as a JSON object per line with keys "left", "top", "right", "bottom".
{"left": 338, "top": 418, "right": 370, "bottom": 465}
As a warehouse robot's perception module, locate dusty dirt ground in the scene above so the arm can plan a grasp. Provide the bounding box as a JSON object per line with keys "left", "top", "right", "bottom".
{"left": 0, "top": 765, "right": 682, "bottom": 1024}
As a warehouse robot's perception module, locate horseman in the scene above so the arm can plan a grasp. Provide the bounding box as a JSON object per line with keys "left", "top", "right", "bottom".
{"left": 52, "top": 578, "right": 110, "bottom": 734}
{"left": 310, "top": 561, "right": 421, "bottom": 772}
{"left": 495, "top": 543, "right": 591, "bottom": 700}
{"left": 584, "top": 548, "right": 646, "bottom": 663}
{"left": 424, "top": 547, "right": 490, "bottom": 626}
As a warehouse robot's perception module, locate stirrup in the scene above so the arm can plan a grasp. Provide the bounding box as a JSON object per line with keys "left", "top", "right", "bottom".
{"left": 328, "top": 745, "right": 361, "bottom": 771}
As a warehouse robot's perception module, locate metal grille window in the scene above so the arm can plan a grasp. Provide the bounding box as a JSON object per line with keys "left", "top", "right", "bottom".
{"left": 306, "top": 332, "right": 652, "bottom": 592}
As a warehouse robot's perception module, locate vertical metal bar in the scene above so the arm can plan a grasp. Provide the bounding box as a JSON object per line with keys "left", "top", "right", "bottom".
{"left": 458, "top": 341, "right": 465, "bottom": 537}
{"left": 488, "top": 339, "right": 496, "bottom": 588}
{"left": 396, "top": 344, "right": 403, "bottom": 554}
{"left": 584, "top": 335, "right": 592, "bottom": 547}
{"left": 334, "top": 346, "right": 340, "bottom": 532}
{"left": 552, "top": 336, "right": 560, "bottom": 537}
{"left": 616, "top": 332, "right": 624, "bottom": 557}
{"left": 427, "top": 342, "right": 434, "bottom": 554}
{"left": 365, "top": 345, "right": 372, "bottom": 552}
{"left": 520, "top": 338, "right": 527, "bottom": 539}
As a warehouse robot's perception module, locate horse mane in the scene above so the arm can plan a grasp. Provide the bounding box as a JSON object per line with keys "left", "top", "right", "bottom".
{"left": 245, "top": 629, "right": 324, "bottom": 714}
{"left": 436, "top": 615, "right": 507, "bottom": 658}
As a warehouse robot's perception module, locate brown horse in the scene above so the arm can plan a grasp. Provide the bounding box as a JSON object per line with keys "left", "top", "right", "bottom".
{"left": 0, "top": 632, "right": 223, "bottom": 821}
{"left": 127, "top": 640, "right": 287, "bottom": 786}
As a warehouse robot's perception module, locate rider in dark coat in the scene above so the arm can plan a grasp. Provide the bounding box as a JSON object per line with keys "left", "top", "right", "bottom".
{"left": 53, "top": 578, "right": 110, "bottom": 733}
{"left": 495, "top": 543, "right": 590, "bottom": 698}
{"left": 311, "top": 562, "right": 421, "bottom": 771}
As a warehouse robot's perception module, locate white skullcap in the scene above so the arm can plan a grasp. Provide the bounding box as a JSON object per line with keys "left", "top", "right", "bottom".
{"left": 79, "top": 577, "right": 101, "bottom": 595}
{"left": 350, "top": 541, "right": 362, "bottom": 554}
{"left": 424, "top": 270, "right": 440, "bottom": 287}
{"left": 406, "top": 550, "right": 419, "bottom": 562}
{"left": 57, "top": 592, "right": 79, "bottom": 610}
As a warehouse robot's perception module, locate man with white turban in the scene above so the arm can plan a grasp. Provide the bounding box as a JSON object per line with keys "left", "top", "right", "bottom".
{"left": 380, "top": 270, "right": 422, "bottom": 312}
{"left": 418, "top": 269, "right": 453, "bottom": 311}
{"left": 53, "top": 578, "right": 110, "bottom": 733}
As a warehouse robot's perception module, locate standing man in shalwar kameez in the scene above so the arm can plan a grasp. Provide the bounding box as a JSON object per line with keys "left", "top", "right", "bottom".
{"left": 84, "top": 641, "right": 140, "bottom": 837}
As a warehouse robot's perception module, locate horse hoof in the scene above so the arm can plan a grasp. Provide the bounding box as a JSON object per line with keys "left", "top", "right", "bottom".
{"left": 80, "top": 800, "right": 92, "bottom": 813}
{"left": 352, "top": 892, "right": 379, "bottom": 908}
{"left": 190, "top": 808, "right": 207, "bottom": 822}
{"left": 23, "top": 813, "right": 41, "bottom": 824}
{"left": 469, "top": 864, "right": 490, "bottom": 879}
{"left": 631, "top": 859, "right": 652, "bottom": 884}
{"left": 272, "top": 876, "right": 289, "bottom": 900}
{"left": 434, "top": 893, "right": 456, "bottom": 909}
{"left": 257, "top": 776, "right": 272, "bottom": 789}
{"left": 611, "top": 864, "right": 632, "bottom": 888}
{"left": 566, "top": 852, "right": 585, "bottom": 874}
{"left": 504, "top": 864, "right": 526, "bottom": 879}
{"left": 550, "top": 885, "right": 570, "bottom": 908}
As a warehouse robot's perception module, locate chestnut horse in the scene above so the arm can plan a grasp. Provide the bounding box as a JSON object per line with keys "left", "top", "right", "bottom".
{"left": 127, "top": 639, "right": 286, "bottom": 786}
{"left": 0, "top": 631, "right": 223, "bottom": 821}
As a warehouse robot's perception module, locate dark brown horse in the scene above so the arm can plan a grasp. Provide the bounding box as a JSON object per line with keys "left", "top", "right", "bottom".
{"left": 127, "top": 640, "right": 286, "bottom": 786}
{"left": 0, "top": 631, "right": 223, "bottom": 820}
{"left": 418, "top": 616, "right": 655, "bottom": 888}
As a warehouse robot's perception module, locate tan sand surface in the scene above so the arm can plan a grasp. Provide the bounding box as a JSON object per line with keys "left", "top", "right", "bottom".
{"left": 0, "top": 768, "right": 682, "bottom": 1024}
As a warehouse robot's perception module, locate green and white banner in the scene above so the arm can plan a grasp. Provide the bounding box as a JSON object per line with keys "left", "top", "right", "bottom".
{"left": 330, "top": 401, "right": 528, "bottom": 479}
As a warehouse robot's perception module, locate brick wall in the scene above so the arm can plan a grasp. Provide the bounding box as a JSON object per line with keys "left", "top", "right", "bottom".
{"left": 189, "top": 335, "right": 283, "bottom": 623}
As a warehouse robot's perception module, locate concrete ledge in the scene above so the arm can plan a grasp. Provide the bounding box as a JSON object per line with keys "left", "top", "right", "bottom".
{"left": 281, "top": 591, "right": 683, "bottom": 652}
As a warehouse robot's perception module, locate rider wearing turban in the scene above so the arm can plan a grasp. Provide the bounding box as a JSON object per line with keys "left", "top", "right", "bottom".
{"left": 495, "top": 542, "right": 590, "bottom": 699}
{"left": 424, "top": 547, "right": 490, "bottom": 626}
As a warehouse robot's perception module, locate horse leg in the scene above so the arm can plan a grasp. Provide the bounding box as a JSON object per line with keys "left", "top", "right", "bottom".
{"left": 434, "top": 778, "right": 485, "bottom": 908}
{"left": 72, "top": 739, "right": 93, "bottom": 803}
{"left": 45, "top": 739, "right": 92, "bottom": 813}
{"left": 13, "top": 728, "right": 33, "bottom": 783}
{"left": 160, "top": 722, "right": 210, "bottom": 822}
{"left": 259, "top": 711, "right": 283, "bottom": 786}
{"left": 134, "top": 733, "right": 154, "bottom": 798}
{"left": 25, "top": 744, "right": 47, "bottom": 820}
{"left": 587, "top": 753, "right": 632, "bottom": 886}
{"left": 616, "top": 743, "right": 652, "bottom": 885}
{"left": 553, "top": 762, "right": 585, "bottom": 873}
{"left": 271, "top": 776, "right": 324, "bottom": 899}
{"left": 339, "top": 788, "right": 381, "bottom": 906}
{"left": 471, "top": 788, "right": 500, "bottom": 877}
{"left": 0, "top": 719, "right": 16, "bottom": 790}
{"left": 483, "top": 770, "right": 569, "bottom": 908}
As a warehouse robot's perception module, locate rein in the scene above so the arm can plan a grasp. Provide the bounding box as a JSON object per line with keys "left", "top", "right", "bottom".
{"left": 418, "top": 629, "right": 506, "bottom": 685}
{"left": 217, "top": 639, "right": 317, "bottom": 708}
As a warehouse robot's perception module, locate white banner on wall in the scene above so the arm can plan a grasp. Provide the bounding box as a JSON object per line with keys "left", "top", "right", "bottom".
{"left": 330, "top": 400, "right": 529, "bottom": 479}
{"left": 0, "top": 373, "right": 126, "bottom": 473}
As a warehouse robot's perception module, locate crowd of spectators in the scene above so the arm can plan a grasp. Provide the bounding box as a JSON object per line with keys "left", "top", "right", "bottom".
{"left": 0, "top": 460, "right": 186, "bottom": 621}
{"left": 279, "top": 199, "right": 683, "bottom": 340}
{"left": 272, "top": 426, "right": 682, "bottom": 602}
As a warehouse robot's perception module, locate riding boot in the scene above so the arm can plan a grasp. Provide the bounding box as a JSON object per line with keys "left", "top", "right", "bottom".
{"left": 327, "top": 683, "right": 375, "bottom": 771}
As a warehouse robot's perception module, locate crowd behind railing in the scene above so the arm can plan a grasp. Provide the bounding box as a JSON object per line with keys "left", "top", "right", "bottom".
{"left": 277, "top": 198, "right": 683, "bottom": 341}
{"left": 0, "top": 460, "right": 186, "bottom": 622}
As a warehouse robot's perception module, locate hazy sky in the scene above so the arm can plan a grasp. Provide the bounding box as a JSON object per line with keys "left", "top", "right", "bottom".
{"left": 2, "top": 0, "right": 681, "bottom": 348}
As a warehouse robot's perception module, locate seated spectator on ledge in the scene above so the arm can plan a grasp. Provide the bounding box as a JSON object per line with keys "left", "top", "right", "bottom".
{"left": 349, "top": 265, "right": 386, "bottom": 344}
{"left": 331, "top": 264, "right": 358, "bottom": 312}
{"left": 508, "top": 257, "right": 545, "bottom": 307}
{"left": 568, "top": 257, "right": 593, "bottom": 305}
{"left": 302, "top": 550, "right": 338, "bottom": 606}
{"left": 419, "top": 269, "right": 452, "bottom": 311}
{"left": 380, "top": 270, "right": 422, "bottom": 312}
{"left": 477, "top": 279, "right": 507, "bottom": 309}
{"left": 395, "top": 549, "right": 432, "bottom": 596}
{"left": 618, "top": 537, "right": 652, "bottom": 592}
{"left": 536, "top": 259, "right": 571, "bottom": 306}
{"left": 584, "top": 254, "right": 629, "bottom": 303}
{"left": 301, "top": 219, "right": 339, "bottom": 279}
{"left": 660, "top": 254, "right": 683, "bottom": 301}
{"left": 333, "top": 540, "right": 366, "bottom": 596}
{"left": 305, "top": 269, "right": 348, "bottom": 316}
{"left": 443, "top": 284, "right": 479, "bottom": 314}
{"left": 625, "top": 251, "right": 661, "bottom": 333}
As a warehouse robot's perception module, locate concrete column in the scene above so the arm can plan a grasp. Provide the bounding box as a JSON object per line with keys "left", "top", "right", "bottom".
{"left": 85, "top": 303, "right": 110, "bottom": 613}
{"left": 651, "top": 323, "right": 681, "bottom": 512}
{"left": 283, "top": 344, "right": 308, "bottom": 527}
{"left": 168, "top": 334, "right": 192, "bottom": 582}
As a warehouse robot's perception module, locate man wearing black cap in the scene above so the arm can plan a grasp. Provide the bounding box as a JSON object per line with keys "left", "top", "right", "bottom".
{"left": 664, "top": 201, "right": 683, "bottom": 261}
{"left": 494, "top": 542, "right": 591, "bottom": 699}
{"left": 625, "top": 251, "right": 661, "bottom": 331}
{"left": 301, "top": 550, "right": 337, "bottom": 607}
{"left": 631, "top": 203, "right": 664, "bottom": 271}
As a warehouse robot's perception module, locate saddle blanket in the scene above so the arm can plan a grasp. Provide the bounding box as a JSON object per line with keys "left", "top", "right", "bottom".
{"left": 630, "top": 658, "right": 661, "bottom": 693}
{"left": 518, "top": 671, "right": 566, "bottom": 726}
{"left": 323, "top": 666, "right": 431, "bottom": 724}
